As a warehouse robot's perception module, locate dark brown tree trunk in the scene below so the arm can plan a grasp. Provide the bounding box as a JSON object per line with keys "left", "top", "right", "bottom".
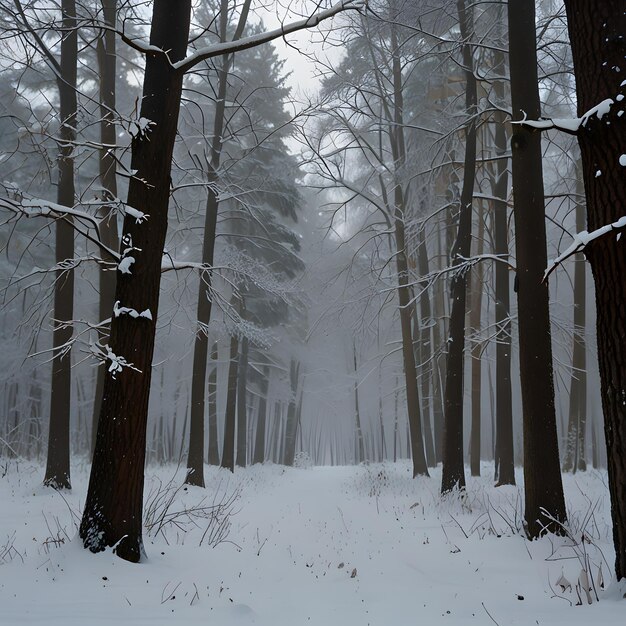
{"left": 441, "top": 0, "right": 476, "bottom": 494}
{"left": 44, "top": 0, "right": 77, "bottom": 490}
{"left": 252, "top": 366, "right": 269, "bottom": 464}
{"left": 236, "top": 336, "right": 249, "bottom": 467}
{"left": 91, "top": 0, "right": 119, "bottom": 458}
{"left": 492, "top": 45, "right": 515, "bottom": 485}
{"left": 563, "top": 0, "right": 626, "bottom": 579}
{"left": 469, "top": 202, "right": 484, "bottom": 477}
{"left": 389, "top": 20, "right": 428, "bottom": 477}
{"left": 185, "top": 0, "right": 238, "bottom": 486}
{"left": 207, "top": 341, "right": 220, "bottom": 465}
{"left": 221, "top": 333, "right": 239, "bottom": 473}
{"left": 79, "top": 0, "right": 192, "bottom": 561}
{"left": 508, "top": 0, "right": 566, "bottom": 537}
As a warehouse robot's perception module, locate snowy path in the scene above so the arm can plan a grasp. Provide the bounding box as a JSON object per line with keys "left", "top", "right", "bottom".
{"left": 0, "top": 461, "right": 622, "bottom": 625}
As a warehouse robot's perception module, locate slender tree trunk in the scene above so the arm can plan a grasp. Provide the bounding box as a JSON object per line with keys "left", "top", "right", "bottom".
{"left": 207, "top": 341, "right": 220, "bottom": 465}
{"left": 236, "top": 336, "right": 249, "bottom": 468}
{"left": 441, "top": 0, "right": 476, "bottom": 494}
{"left": 563, "top": 0, "right": 626, "bottom": 578}
{"left": 252, "top": 366, "right": 269, "bottom": 464}
{"left": 283, "top": 360, "right": 300, "bottom": 467}
{"left": 352, "top": 342, "right": 365, "bottom": 463}
{"left": 508, "top": 0, "right": 566, "bottom": 537}
{"left": 91, "top": 0, "right": 119, "bottom": 458}
{"left": 469, "top": 203, "right": 484, "bottom": 477}
{"left": 492, "top": 66, "right": 515, "bottom": 485}
{"left": 44, "top": 0, "right": 77, "bottom": 490}
{"left": 563, "top": 174, "right": 587, "bottom": 473}
{"left": 79, "top": 1, "right": 193, "bottom": 561}
{"left": 221, "top": 333, "right": 239, "bottom": 473}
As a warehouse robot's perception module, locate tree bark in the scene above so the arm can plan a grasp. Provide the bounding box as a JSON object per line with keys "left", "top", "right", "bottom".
{"left": 44, "top": 0, "right": 77, "bottom": 490}
{"left": 508, "top": 0, "right": 566, "bottom": 537}
{"left": 236, "top": 336, "right": 249, "bottom": 467}
{"left": 91, "top": 0, "right": 119, "bottom": 458}
{"left": 79, "top": 0, "right": 192, "bottom": 561}
{"left": 283, "top": 360, "right": 300, "bottom": 467}
{"left": 252, "top": 365, "right": 269, "bottom": 464}
{"left": 221, "top": 332, "right": 240, "bottom": 473}
{"left": 352, "top": 342, "right": 365, "bottom": 463}
{"left": 207, "top": 341, "right": 220, "bottom": 465}
{"left": 441, "top": 0, "right": 476, "bottom": 494}
{"left": 563, "top": 0, "right": 626, "bottom": 578}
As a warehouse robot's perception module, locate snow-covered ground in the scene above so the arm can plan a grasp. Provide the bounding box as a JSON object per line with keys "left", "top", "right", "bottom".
{"left": 0, "top": 460, "right": 623, "bottom": 625}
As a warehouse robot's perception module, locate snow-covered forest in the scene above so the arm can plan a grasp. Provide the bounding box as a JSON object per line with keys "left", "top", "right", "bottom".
{"left": 1, "top": 0, "right": 625, "bottom": 623}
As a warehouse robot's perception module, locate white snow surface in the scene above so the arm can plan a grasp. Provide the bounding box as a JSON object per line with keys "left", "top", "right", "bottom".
{"left": 0, "top": 461, "right": 624, "bottom": 625}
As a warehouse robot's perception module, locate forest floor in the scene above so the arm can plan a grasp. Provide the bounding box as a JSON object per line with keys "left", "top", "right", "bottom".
{"left": 0, "top": 459, "right": 624, "bottom": 625}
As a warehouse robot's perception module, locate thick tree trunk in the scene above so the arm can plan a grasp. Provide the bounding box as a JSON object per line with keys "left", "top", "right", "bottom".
{"left": 221, "top": 333, "right": 240, "bottom": 473}
{"left": 413, "top": 306, "right": 435, "bottom": 467}
{"left": 91, "top": 0, "right": 119, "bottom": 458}
{"left": 44, "top": 0, "right": 77, "bottom": 490}
{"left": 563, "top": 0, "right": 626, "bottom": 579}
{"left": 207, "top": 341, "right": 220, "bottom": 465}
{"left": 252, "top": 366, "right": 269, "bottom": 464}
{"left": 508, "top": 0, "right": 566, "bottom": 537}
{"left": 441, "top": 0, "right": 476, "bottom": 494}
{"left": 79, "top": 0, "right": 192, "bottom": 562}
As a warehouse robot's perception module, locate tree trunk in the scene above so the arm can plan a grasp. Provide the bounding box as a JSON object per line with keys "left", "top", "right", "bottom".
{"left": 469, "top": 202, "right": 484, "bottom": 477}
{"left": 283, "top": 360, "right": 300, "bottom": 467}
{"left": 79, "top": 0, "right": 192, "bottom": 561}
{"left": 44, "top": 0, "right": 77, "bottom": 490}
{"left": 562, "top": 173, "right": 587, "bottom": 473}
{"left": 352, "top": 342, "right": 365, "bottom": 464}
{"left": 508, "top": 0, "right": 566, "bottom": 537}
{"left": 185, "top": 0, "right": 233, "bottom": 486}
{"left": 207, "top": 341, "right": 220, "bottom": 465}
{"left": 252, "top": 366, "right": 269, "bottom": 464}
{"left": 492, "top": 85, "right": 515, "bottom": 486}
{"left": 441, "top": 0, "right": 476, "bottom": 494}
{"left": 91, "top": 0, "right": 119, "bottom": 458}
{"left": 563, "top": 0, "right": 626, "bottom": 578}
{"left": 221, "top": 333, "right": 239, "bottom": 473}
{"left": 236, "top": 336, "right": 249, "bottom": 467}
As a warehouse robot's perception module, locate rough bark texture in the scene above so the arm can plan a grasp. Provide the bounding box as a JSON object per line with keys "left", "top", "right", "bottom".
{"left": 44, "top": 0, "right": 77, "bottom": 490}
{"left": 91, "top": 0, "right": 119, "bottom": 458}
{"left": 79, "top": 0, "right": 192, "bottom": 562}
{"left": 508, "top": 0, "right": 566, "bottom": 537}
{"left": 563, "top": 0, "right": 626, "bottom": 578}
{"left": 441, "top": 0, "right": 476, "bottom": 494}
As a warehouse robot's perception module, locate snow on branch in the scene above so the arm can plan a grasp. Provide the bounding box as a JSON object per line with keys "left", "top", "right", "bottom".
{"left": 90, "top": 343, "right": 141, "bottom": 379}
{"left": 544, "top": 216, "right": 626, "bottom": 282}
{"left": 512, "top": 88, "right": 624, "bottom": 135}
{"left": 174, "top": 0, "right": 367, "bottom": 73}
